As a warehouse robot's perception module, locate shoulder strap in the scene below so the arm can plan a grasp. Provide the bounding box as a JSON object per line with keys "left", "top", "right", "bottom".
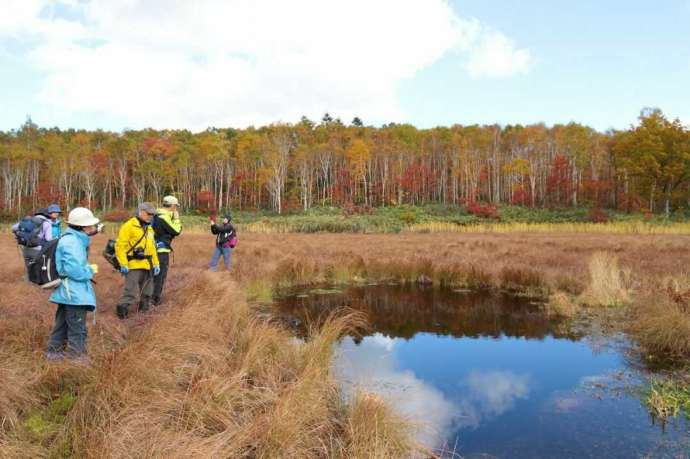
{"left": 126, "top": 223, "right": 148, "bottom": 255}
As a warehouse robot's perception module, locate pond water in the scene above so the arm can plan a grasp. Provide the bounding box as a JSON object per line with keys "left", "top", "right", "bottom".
{"left": 274, "top": 284, "right": 690, "bottom": 458}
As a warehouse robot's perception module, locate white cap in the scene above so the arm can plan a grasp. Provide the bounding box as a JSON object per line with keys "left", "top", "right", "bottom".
{"left": 67, "top": 207, "right": 100, "bottom": 227}
{"left": 162, "top": 195, "right": 179, "bottom": 206}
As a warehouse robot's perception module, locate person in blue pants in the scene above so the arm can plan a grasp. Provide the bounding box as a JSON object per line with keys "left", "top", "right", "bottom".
{"left": 209, "top": 214, "right": 236, "bottom": 271}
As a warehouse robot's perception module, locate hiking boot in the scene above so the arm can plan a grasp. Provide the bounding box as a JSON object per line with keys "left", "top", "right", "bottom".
{"left": 46, "top": 351, "right": 65, "bottom": 361}
{"left": 116, "top": 305, "right": 129, "bottom": 320}
{"left": 69, "top": 355, "right": 92, "bottom": 367}
{"left": 152, "top": 296, "right": 161, "bottom": 307}
{"left": 138, "top": 299, "right": 150, "bottom": 313}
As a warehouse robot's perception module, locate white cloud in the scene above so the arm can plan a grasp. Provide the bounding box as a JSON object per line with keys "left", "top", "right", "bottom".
{"left": 1, "top": 0, "right": 533, "bottom": 130}
{"left": 465, "top": 29, "right": 533, "bottom": 78}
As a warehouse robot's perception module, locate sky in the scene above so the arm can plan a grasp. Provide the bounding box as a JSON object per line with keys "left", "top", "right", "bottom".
{"left": 1, "top": 0, "right": 689, "bottom": 133}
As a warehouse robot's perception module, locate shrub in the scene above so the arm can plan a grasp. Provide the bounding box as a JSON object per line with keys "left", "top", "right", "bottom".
{"left": 466, "top": 201, "right": 499, "bottom": 219}
{"left": 587, "top": 207, "right": 609, "bottom": 223}
{"left": 102, "top": 208, "right": 131, "bottom": 222}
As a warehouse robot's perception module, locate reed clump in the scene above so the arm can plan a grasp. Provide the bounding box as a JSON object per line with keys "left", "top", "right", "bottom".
{"left": 629, "top": 276, "right": 690, "bottom": 358}
{"left": 580, "top": 252, "right": 632, "bottom": 307}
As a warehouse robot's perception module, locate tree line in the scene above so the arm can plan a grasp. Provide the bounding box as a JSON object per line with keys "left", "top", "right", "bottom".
{"left": 1, "top": 108, "right": 689, "bottom": 218}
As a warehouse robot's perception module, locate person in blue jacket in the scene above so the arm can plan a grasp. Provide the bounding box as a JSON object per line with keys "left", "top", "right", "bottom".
{"left": 47, "top": 203, "right": 63, "bottom": 239}
{"left": 46, "top": 207, "right": 101, "bottom": 365}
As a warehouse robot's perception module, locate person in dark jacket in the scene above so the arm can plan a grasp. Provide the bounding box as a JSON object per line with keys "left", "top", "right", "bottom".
{"left": 209, "top": 214, "right": 236, "bottom": 271}
{"left": 152, "top": 195, "right": 182, "bottom": 305}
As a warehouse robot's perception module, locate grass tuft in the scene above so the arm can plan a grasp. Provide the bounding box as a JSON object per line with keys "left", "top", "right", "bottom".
{"left": 581, "top": 252, "right": 631, "bottom": 306}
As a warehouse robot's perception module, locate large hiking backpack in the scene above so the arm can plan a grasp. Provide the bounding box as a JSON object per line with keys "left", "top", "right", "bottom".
{"left": 15, "top": 216, "right": 44, "bottom": 247}
{"left": 27, "top": 237, "right": 62, "bottom": 289}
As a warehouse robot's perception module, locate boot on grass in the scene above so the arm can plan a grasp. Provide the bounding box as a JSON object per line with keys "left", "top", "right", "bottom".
{"left": 116, "top": 304, "right": 129, "bottom": 320}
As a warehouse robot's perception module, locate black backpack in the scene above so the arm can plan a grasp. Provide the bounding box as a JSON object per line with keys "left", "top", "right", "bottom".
{"left": 15, "top": 216, "right": 44, "bottom": 247}
{"left": 103, "top": 239, "right": 121, "bottom": 271}
{"left": 27, "top": 237, "right": 63, "bottom": 289}
{"left": 102, "top": 231, "right": 147, "bottom": 271}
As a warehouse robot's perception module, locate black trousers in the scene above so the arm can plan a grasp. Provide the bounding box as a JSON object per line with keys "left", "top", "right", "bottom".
{"left": 152, "top": 252, "right": 170, "bottom": 304}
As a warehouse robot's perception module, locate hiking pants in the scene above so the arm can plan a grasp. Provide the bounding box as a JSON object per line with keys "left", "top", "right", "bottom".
{"left": 47, "top": 304, "right": 88, "bottom": 356}
{"left": 117, "top": 269, "right": 154, "bottom": 317}
{"left": 209, "top": 246, "right": 232, "bottom": 270}
{"left": 152, "top": 252, "right": 170, "bottom": 304}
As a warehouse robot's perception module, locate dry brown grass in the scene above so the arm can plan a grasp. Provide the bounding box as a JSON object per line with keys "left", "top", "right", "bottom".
{"left": 2, "top": 229, "right": 690, "bottom": 456}
{"left": 0, "top": 234, "right": 420, "bottom": 458}
{"left": 630, "top": 275, "right": 690, "bottom": 358}
{"left": 580, "top": 252, "right": 632, "bottom": 307}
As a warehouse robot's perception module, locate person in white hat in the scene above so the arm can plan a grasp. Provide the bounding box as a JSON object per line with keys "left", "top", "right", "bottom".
{"left": 152, "top": 195, "right": 182, "bottom": 306}
{"left": 46, "top": 207, "right": 101, "bottom": 365}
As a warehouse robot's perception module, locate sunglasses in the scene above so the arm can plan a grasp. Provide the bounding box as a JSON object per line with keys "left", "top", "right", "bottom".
{"left": 146, "top": 212, "right": 156, "bottom": 216}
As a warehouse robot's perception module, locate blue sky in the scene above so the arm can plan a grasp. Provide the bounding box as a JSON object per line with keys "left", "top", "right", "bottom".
{"left": 1, "top": 0, "right": 689, "bottom": 132}
{"left": 403, "top": 0, "right": 690, "bottom": 131}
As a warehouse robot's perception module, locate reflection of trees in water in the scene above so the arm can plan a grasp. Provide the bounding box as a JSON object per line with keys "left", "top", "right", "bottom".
{"left": 276, "top": 285, "right": 581, "bottom": 341}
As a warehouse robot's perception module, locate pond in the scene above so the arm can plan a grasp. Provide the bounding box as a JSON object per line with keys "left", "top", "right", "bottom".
{"left": 274, "top": 284, "right": 690, "bottom": 458}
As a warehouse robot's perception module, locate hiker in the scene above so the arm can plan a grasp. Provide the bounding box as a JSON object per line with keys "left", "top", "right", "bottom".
{"left": 12, "top": 208, "right": 55, "bottom": 274}
{"left": 47, "top": 203, "right": 63, "bottom": 238}
{"left": 46, "top": 207, "right": 101, "bottom": 365}
{"left": 114, "top": 203, "right": 160, "bottom": 319}
{"left": 152, "top": 195, "right": 182, "bottom": 306}
{"left": 209, "top": 214, "right": 236, "bottom": 271}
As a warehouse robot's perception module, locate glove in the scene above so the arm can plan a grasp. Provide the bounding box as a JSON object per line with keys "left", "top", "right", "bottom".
{"left": 89, "top": 264, "right": 99, "bottom": 275}
{"left": 153, "top": 266, "right": 161, "bottom": 276}
{"left": 120, "top": 267, "right": 129, "bottom": 275}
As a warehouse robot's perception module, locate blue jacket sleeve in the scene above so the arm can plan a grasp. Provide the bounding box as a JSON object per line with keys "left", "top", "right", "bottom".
{"left": 57, "top": 238, "right": 93, "bottom": 282}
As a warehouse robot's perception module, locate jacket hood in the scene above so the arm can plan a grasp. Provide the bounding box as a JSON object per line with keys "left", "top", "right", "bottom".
{"left": 65, "top": 227, "right": 91, "bottom": 248}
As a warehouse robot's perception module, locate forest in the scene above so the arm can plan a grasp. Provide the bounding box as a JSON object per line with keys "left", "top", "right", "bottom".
{"left": 1, "top": 108, "right": 689, "bottom": 218}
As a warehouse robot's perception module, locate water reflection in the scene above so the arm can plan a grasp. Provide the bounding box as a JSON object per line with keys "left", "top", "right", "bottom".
{"left": 458, "top": 370, "right": 531, "bottom": 429}
{"left": 337, "top": 334, "right": 459, "bottom": 447}
{"left": 277, "top": 284, "right": 579, "bottom": 340}
{"left": 274, "top": 285, "right": 690, "bottom": 458}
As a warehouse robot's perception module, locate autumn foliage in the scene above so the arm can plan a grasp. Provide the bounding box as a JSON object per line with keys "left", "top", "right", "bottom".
{"left": 1, "top": 109, "right": 689, "bottom": 217}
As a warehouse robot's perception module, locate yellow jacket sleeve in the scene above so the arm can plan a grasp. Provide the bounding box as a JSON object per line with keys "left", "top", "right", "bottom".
{"left": 114, "top": 219, "right": 133, "bottom": 269}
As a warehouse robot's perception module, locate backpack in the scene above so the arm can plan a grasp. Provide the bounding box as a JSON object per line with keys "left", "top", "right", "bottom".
{"left": 103, "top": 239, "right": 121, "bottom": 271}
{"left": 27, "top": 237, "right": 62, "bottom": 289}
{"left": 15, "top": 216, "right": 44, "bottom": 247}
{"left": 102, "top": 231, "right": 147, "bottom": 271}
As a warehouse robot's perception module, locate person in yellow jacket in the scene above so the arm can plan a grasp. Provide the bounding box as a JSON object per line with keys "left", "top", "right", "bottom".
{"left": 152, "top": 195, "right": 182, "bottom": 306}
{"left": 115, "top": 202, "right": 160, "bottom": 319}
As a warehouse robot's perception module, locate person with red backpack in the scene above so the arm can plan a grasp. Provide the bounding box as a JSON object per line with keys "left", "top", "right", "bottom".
{"left": 209, "top": 214, "right": 237, "bottom": 271}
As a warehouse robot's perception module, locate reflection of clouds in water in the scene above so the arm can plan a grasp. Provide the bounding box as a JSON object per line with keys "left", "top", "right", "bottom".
{"left": 336, "top": 333, "right": 458, "bottom": 448}
{"left": 456, "top": 370, "right": 531, "bottom": 429}
{"left": 336, "top": 334, "right": 532, "bottom": 449}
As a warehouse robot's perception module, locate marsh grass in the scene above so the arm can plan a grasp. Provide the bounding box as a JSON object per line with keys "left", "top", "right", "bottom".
{"left": 3, "top": 228, "right": 690, "bottom": 456}
{"left": 645, "top": 378, "right": 690, "bottom": 421}
{"left": 581, "top": 252, "right": 632, "bottom": 307}
{"left": 0, "top": 235, "right": 420, "bottom": 458}
{"left": 630, "top": 276, "right": 690, "bottom": 358}
{"left": 547, "top": 291, "right": 579, "bottom": 318}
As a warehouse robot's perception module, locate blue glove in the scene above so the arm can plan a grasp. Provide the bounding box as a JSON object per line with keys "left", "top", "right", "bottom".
{"left": 120, "top": 267, "right": 129, "bottom": 275}
{"left": 153, "top": 266, "right": 161, "bottom": 276}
